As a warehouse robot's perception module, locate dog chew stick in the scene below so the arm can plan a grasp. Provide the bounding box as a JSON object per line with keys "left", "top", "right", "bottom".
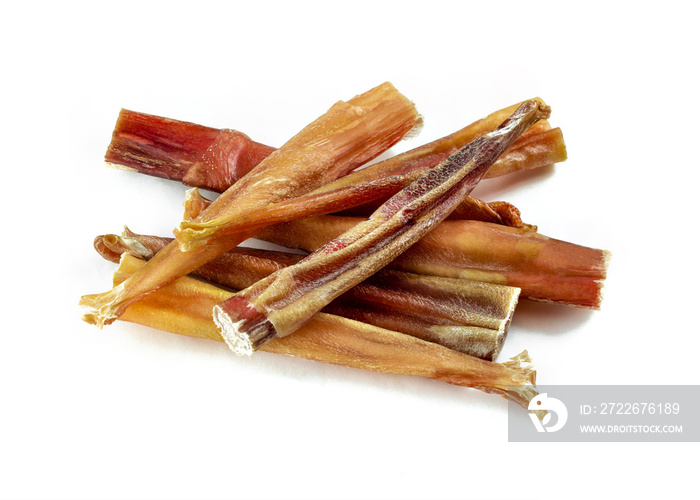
{"left": 173, "top": 178, "right": 534, "bottom": 271}
{"left": 114, "top": 254, "right": 538, "bottom": 409}
{"left": 174, "top": 100, "right": 562, "bottom": 247}
{"left": 256, "top": 215, "right": 610, "bottom": 309}
{"left": 80, "top": 82, "right": 421, "bottom": 327}
{"left": 95, "top": 230, "right": 520, "bottom": 361}
{"left": 106, "top": 101, "right": 563, "bottom": 250}
{"left": 213, "top": 100, "right": 550, "bottom": 355}
{"left": 104, "top": 100, "right": 565, "bottom": 195}
{"left": 173, "top": 176, "right": 531, "bottom": 255}
{"left": 104, "top": 109, "right": 276, "bottom": 192}
{"left": 179, "top": 182, "right": 606, "bottom": 309}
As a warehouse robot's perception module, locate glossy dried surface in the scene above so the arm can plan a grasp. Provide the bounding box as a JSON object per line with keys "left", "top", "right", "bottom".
{"left": 106, "top": 100, "right": 566, "bottom": 196}
{"left": 104, "top": 109, "right": 275, "bottom": 192}
{"left": 173, "top": 100, "right": 564, "bottom": 244}
{"left": 115, "top": 254, "right": 538, "bottom": 409}
{"left": 96, "top": 230, "right": 519, "bottom": 360}
{"left": 214, "top": 101, "right": 550, "bottom": 353}
{"left": 258, "top": 215, "right": 610, "bottom": 309}
{"left": 80, "top": 83, "right": 421, "bottom": 327}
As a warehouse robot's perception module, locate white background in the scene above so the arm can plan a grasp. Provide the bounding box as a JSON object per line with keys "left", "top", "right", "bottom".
{"left": 2, "top": 1, "right": 698, "bottom": 499}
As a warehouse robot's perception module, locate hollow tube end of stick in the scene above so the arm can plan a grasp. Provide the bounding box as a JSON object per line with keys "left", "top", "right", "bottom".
{"left": 212, "top": 300, "right": 278, "bottom": 356}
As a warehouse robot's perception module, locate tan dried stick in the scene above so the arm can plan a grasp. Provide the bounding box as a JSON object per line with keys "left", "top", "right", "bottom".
{"left": 213, "top": 101, "right": 550, "bottom": 354}
{"left": 114, "top": 254, "right": 538, "bottom": 409}
{"left": 96, "top": 230, "right": 520, "bottom": 361}
{"left": 257, "top": 215, "right": 610, "bottom": 309}
{"left": 80, "top": 82, "right": 420, "bottom": 327}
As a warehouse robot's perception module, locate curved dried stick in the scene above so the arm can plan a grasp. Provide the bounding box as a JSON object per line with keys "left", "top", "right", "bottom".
{"left": 96, "top": 230, "right": 520, "bottom": 361}
{"left": 114, "top": 254, "right": 538, "bottom": 409}
{"left": 213, "top": 101, "right": 550, "bottom": 354}
{"left": 80, "top": 83, "right": 420, "bottom": 327}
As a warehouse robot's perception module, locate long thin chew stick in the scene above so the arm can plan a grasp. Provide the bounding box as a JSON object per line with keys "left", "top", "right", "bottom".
{"left": 338, "top": 187, "right": 533, "bottom": 228}
{"left": 80, "top": 83, "right": 420, "bottom": 327}
{"left": 174, "top": 178, "right": 531, "bottom": 259}
{"left": 107, "top": 102, "right": 562, "bottom": 246}
{"left": 174, "top": 100, "right": 562, "bottom": 246}
{"left": 258, "top": 215, "right": 610, "bottom": 309}
{"left": 305, "top": 101, "right": 561, "bottom": 188}
{"left": 181, "top": 185, "right": 605, "bottom": 309}
{"left": 104, "top": 101, "right": 565, "bottom": 194}
{"left": 213, "top": 101, "right": 550, "bottom": 354}
{"left": 104, "top": 109, "right": 276, "bottom": 192}
{"left": 323, "top": 270, "right": 519, "bottom": 361}
{"left": 114, "top": 254, "right": 538, "bottom": 409}
{"left": 96, "top": 231, "right": 520, "bottom": 361}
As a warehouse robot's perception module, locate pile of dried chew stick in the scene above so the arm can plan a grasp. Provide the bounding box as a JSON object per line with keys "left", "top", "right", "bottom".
{"left": 80, "top": 83, "right": 609, "bottom": 410}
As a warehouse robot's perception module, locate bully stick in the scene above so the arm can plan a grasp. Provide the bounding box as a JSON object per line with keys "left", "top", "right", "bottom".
{"left": 173, "top": 176, "right": 531, "bottom": 262}
{"left": 104, "top": 109, "right": 276, "bottom": 192}
{"left": 106, "top": 101, "right": 564, "bottom": 244}
{"left": 104, "top": 100, "right": 565, "bottom": 194}
{"left": 114, "top": 253, "right": 538, "bottom": 409}
{"left": 180, "top": 180, "right": 604, "bottom": 309}
{"left": 96, "top": 230, "right": 520, "bottom": 361}
{"left": 337, "top": 188, "right": 533, "bottom": 228}
{"left": 80, "top": 82, "right": 421, "bottom": 327}
{"left": 301, "top": 117, "right": 563, "bottom": 224}
{"left": 212, "top": 100, "right": 550, "bottom": 355}
{"left": 256, "top": 215, "right": 610, "bottom": 309}
{"left": 173, "top": 100, "right": 562, "bottom": 247}
{"left": 174, "top": 178, "right": 534, "bottom": 260}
